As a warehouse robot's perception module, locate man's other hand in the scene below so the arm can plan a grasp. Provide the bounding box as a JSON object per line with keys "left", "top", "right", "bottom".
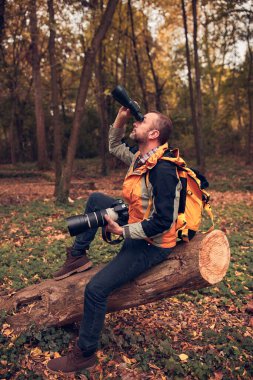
{"left": 113, "top": 107, "right": 131, "bottom": 128}
{"left": 104, "top": 215, "right": 123, "bottom": 236}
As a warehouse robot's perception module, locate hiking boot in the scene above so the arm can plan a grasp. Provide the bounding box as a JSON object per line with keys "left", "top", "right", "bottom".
{"left": 53, "top": 247, "right": 92, "bottom": 281}
{"left": 47, "top": 341, "right": 96, "bottom": 374}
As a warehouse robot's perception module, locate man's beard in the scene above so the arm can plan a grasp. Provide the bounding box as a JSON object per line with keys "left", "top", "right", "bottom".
{"left": 130, "top": 130, "right": 146, "bottom": 144}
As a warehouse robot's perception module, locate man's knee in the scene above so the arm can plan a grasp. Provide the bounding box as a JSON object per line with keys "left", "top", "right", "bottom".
{"left": 85, "top": 192, "right": 105, "bottom": 212}
{"left": 85, "top": 278, "right": 106, "bottom": 302}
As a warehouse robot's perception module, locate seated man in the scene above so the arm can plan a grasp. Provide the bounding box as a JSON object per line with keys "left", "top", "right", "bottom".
{"left": 47, "top": 107, "right": 181, "bottom": 374}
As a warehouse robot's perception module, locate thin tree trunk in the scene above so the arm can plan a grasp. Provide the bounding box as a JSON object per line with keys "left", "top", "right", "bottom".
{"left": 0, "top": 0, "right": 5, "bottom": 45}
{"left": 128, "top": 0, "right": 148, "bottom": 112}
{"left": 9, "top": 94, "right": 18, "bottom": 164}
{"left": 181, "top": 0, "right": 200, "bottom": 165}
{"left": 56, "top": 0, "right": 118, "bottom": 203}
{"left": 29, "top": 0, "right": 49, "bottom": 170}
{"left": 144, "top": 34, "right": 162, "bottom": 112}
{"left": 122, "top": 9, "right": 130, "bottom": 87}
{"left": 114, "top": 1, "right": 122, "bottom": 85}
{"left": 216, "top": 18, "right": 229, "bottom": 99}
{"left": 192, "top": 0, "right": 205, "bottom": 172}
{"left": 47, "top": 0, "right": 62, "bottom": 195}
{"left": 95, "top": 47, "right": 108, "bottom": 176}
{"left": 202, "top": 6, "right": 217, "bottom": 119}
{"left": 58, "top": 64, "right": 67, "bottom": 123}
{"left": 246, "top": 24, "right": 253, "bottom": 164}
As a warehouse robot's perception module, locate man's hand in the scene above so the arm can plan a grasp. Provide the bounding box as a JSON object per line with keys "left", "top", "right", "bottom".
{"left": 104, "top": 215, "right": 123, "bottom": 236}
{"left": 113, "top": 107, "right": 131, "bottom": 129}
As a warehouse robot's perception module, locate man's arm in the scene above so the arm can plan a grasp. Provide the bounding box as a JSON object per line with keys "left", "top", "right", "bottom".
{"left": 109, "top": 107, "right": 135, "bottom": 165}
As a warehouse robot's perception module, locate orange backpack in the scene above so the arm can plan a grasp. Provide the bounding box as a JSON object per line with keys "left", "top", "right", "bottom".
{"left": 146, "top": 151, "right": 214, "bottom": 243}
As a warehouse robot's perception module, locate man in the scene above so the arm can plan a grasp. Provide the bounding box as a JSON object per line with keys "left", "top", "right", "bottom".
{"left": 47, "top": 107, "right": 182, "bottom": 374}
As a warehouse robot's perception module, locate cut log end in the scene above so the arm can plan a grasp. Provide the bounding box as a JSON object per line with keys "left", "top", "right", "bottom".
{"left": 199, "top": 230, "right": 230, "bottom": 284}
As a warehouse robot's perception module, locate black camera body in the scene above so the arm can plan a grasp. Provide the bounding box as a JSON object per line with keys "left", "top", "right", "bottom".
{"left": 66, "top": 199, "right": 128, "bottom": 237}
{"left": 111, "top": 85, "right": 144, "bottom": 121}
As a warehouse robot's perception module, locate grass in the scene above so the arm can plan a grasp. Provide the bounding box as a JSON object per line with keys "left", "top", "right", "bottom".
{"left": 0, "top": 156, "right": 252, "bottom": 379}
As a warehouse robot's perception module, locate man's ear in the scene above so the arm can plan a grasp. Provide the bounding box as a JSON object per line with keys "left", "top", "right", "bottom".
{"left": 149, "top": 129, "right": 160, "bottom": 140}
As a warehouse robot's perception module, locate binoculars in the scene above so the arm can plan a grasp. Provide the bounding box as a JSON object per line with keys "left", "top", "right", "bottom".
{"left": 111, "top": 85, "right": 144, "bottom": 121}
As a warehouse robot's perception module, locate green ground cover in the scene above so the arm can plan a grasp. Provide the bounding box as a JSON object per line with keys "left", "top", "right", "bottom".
{"left": 0, "top": 158, "right": 252, "bottom": 379}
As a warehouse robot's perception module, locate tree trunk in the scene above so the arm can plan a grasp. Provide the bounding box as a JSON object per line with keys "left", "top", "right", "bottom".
{"left": 56, "top": 0, "right": 118, "bottom": 203}
{"left": 246, "top": 24, "right": 253, "bottom": 164}
{"left": 0, "top": 0, "right": 5, "bottom": 45}
{"left": 47, "top": 0, "right": 62, "bottom": 195}
{"left": 128, "top": 0, "right": 148, "bottom": 112}
{"left": 192, "top": 0, "right": 205, "bottom": 172}
{"left": 9, "top": 97, "right": 18, "bottom": 164}
{"left": 144, "top": 34, "right": 162, "bottom": 112}
{"left": 0, "top": 230, "right": 230, "bottom": 333}
{"left": 181, "top": 0, "right": 200, "bottom": 165}
{"left": 202, "top": 6, "right": 217, "bottom": 120}
{"left": 95, "top": 48, "right": 109, "bottom": 176}
{"left": 29, "top": 0, "right": 49, "bottom": 170}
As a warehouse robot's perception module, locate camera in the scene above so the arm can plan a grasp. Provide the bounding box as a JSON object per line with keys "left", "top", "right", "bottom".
{"left": 111, "top": 85, "right": 144, "bottom": 121}
{"left": 66, "top": 199, "right": 129, "bottom": 237}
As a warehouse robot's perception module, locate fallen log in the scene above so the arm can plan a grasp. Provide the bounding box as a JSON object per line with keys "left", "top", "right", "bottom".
{"left": 0, "top": 230, "right": 230, "bottom": 332}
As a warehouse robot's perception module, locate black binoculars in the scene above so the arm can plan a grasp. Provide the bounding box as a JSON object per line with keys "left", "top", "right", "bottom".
{"left": 111, "top": 85, "right": 144, "bottom": 121}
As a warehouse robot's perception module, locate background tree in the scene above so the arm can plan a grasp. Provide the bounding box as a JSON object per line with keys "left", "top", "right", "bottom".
{"left": 181, "top": 0, "right": 199, "bottom": 164}
{"left": 29, "top": 0, "right": 49, "bottom": 169}
{"left": 47, "top": 0, "right": 62, "bottom": 194}
{"left": 192, "top": 0, "right": 205, "bottom": 172}
{"left": 57, "top": 0, "right": 118, "bottom": 202}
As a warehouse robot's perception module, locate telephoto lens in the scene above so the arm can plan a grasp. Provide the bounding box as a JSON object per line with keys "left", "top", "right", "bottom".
{"left": 66, "top": 208, "right": 119, "bottom": 237}
{"left": 66, "top": 200, "right": 128, "bottom": 237}
{"left": 111, "top": 85, "right": 144, "bottom": 121}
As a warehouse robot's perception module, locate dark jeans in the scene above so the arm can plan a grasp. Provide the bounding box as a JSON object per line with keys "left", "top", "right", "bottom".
{"left": 75, "top": 192, "right": 172, "bottom": 355}
{"left": 73, "top": 192, "right": 116, "bottom": 251}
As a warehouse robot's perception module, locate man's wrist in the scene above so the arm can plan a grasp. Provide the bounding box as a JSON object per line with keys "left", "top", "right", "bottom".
{"left": 113, "top": 117, "right": 127, "bottom": 129}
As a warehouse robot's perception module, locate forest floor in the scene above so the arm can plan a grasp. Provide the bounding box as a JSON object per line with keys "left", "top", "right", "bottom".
{"left": 0, "top": 156, "right": 252, "bottom": 380}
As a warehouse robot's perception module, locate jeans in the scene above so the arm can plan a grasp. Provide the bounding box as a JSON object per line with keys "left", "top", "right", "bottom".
{"left": 75, "top": 192, "right": 172, "bottom": 355}
{"left": 72, "top": 192, "right": 116, "bottom": 251}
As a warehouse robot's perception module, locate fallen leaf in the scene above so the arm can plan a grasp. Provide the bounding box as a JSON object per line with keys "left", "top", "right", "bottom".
{"left": 122, "top": 355, "right": 136, "bottom": 364}
{"left": 179, "top": 354, "right": 188, "bottom": 361}
{"left": 210, "top": 371, "right": 223, "bottom": 380}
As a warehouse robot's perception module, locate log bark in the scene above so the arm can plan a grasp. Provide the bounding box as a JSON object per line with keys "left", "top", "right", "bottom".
{"left": 0, "top": 230, "right": 230, "bottom": 332}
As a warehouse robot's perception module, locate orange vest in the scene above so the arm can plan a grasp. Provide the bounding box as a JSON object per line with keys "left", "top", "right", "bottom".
{"left": 122, "top": 143, "right": 180, "bottom": 248}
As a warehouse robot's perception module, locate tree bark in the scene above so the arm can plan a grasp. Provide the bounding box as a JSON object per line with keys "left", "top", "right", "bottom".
{"left": 95, "top": 47, "right": 109, "bottom": 176}
{"left": 56, "top": 0, "right": 118, "bottom": 203}
{"left": 0, "top": 0, "right": 5, "bottom": 45}
{"left": 47, "top": 0, "right": 62, "bottom": 195}
{"left": 181, "top": 0, "right": 199, "bottom": 165}
{"left": 29, "top": 0, "right": 49, "bottom": 170}
{"left": 246, "top": 23, "right": 253, "bottom": 164}
{"left": 128, "top": 0, "right": 148, "bottom": 112}
{"left": 192, "top": 0, "right": 205, "bottom": 172}
{"left": 0, "top": 230, "right": 230, "bottom": 333}
{"left": 144, "top": 34, "right": 166, "bottom": 113}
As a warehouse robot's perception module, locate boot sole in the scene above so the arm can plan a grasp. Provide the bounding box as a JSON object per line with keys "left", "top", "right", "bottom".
{"left": 46, "top": 360, "right": 96, "bottom": 376}
{"left": 54, "top": 261, "right": 93, "bottom": 281}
